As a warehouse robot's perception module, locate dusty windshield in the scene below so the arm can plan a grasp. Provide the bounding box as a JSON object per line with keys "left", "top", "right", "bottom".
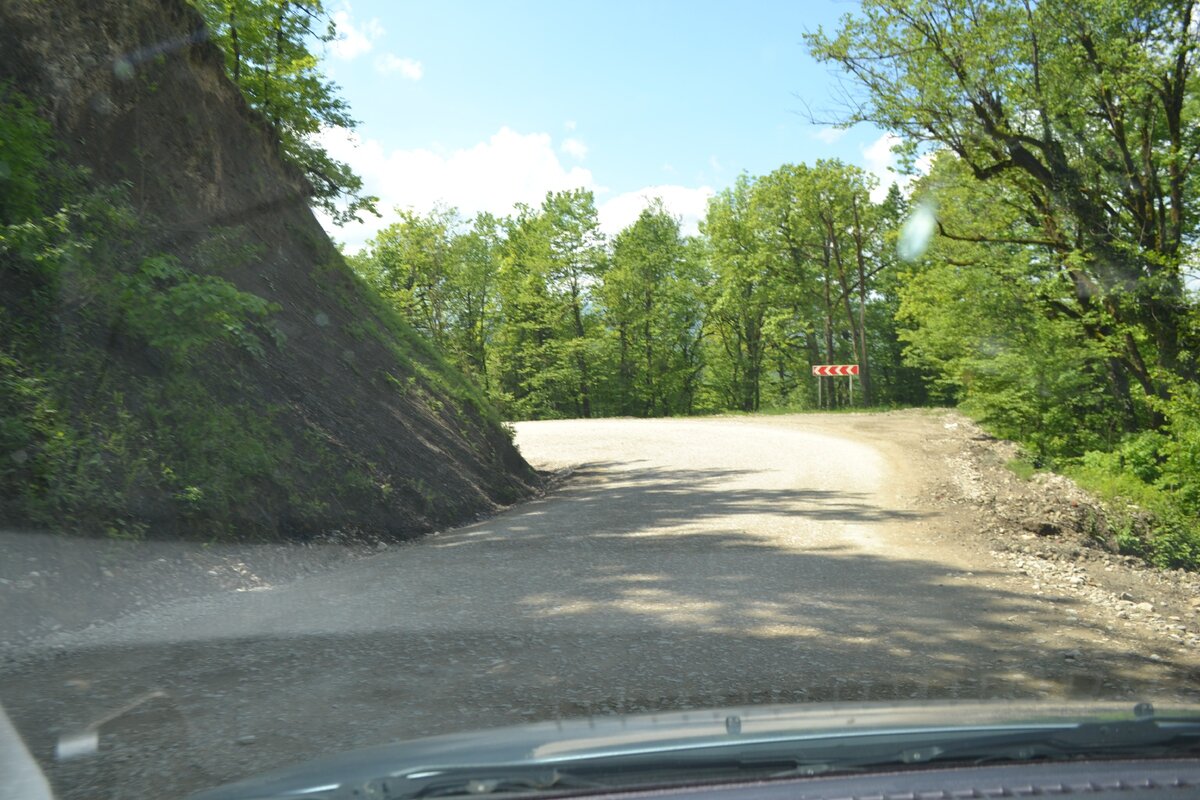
{"left": 1, "top": 0, "right": 1198, "bottom": 798}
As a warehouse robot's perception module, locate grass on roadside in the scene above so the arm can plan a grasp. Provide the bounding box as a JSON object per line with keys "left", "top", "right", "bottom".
{"left": 1004, "top": 457, "right": 1038, "bottom": 481}
{"left": 1066, "top": 460, "right": 1199, "bottom": 571}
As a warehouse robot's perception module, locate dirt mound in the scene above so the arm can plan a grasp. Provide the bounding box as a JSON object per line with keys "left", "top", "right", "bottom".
{"left": 0, "top": 0, "right": 538, "bottom": 539}
{"left": 883, "top": 411, "right": 1200, "bottom": 655}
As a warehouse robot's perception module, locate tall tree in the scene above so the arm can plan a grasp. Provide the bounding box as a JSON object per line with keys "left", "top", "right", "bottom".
{"left": 541, "top": 189, "right": 606, "bottom": 418}
{"left": 703, "top": 176, "right": 775, "bottom": 411}
{"left": 602, "top": 200, "right": 707, "bottom": 416}
{"left": 492, "top": 205, "right": 560, "bottom": 418}
{"left": 195, "top": 0, "right": 377, "bottom": 223}
{"left": 354, "top": 207, "right": 460, "bottom": 347}
{"left": 490, "top": 194, "right": 605, "bottom": 420}
{"left": 446, "top": 213, "right": 504, "bottom": 389}
{"left": 752, "top": 161, "right": 882, "bottom": 406}
{"left": 807, "top": 0, "right": 1200, "bottom": 424}
{"left": 897, "top": 153, "right": 1125, "bottom": 457}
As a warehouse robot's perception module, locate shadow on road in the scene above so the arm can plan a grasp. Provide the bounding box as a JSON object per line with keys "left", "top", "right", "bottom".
{"left": 3, "top": 462, "right": 1197, "bottom": 800}
{"left": 452, "top": 460, "right": 923, "bottom": 543}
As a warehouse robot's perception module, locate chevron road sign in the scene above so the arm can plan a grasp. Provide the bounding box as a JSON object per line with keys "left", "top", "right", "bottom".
{"left": 811, "top": 364, "right": 860, "bottom": 377}
{"left": 813, "top": 363, "right": 860, "bottom": 405}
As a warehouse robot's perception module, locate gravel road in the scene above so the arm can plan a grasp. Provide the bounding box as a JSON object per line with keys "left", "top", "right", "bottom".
{"left": 1, "top": 413, "right": 1196, "bottom": 799}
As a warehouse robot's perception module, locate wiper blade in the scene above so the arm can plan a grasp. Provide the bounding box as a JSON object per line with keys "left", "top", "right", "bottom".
{"left": 930, "top": 718, "right": 1200, "bottom": 766}
{"left": 343, "top": 768, "right": 608, "bottom": 800}
{"left": 353, "top": 756, "right": 865, "bottom": 800}
{"left": 318, "top": 713, "right": 1200, "bottom": 800}
{"left": 410, "top": 769, "right": 607, "bottom": 799}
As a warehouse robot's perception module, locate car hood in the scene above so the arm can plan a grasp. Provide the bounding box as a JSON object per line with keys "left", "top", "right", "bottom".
{"left": 189, "top": 699, "right": 1196, "bottom": 800}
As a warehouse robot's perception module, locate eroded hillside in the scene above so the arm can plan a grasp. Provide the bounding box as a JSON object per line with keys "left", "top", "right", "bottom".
{"left": 0, "top": 0, "right": 538, "bottom": 539}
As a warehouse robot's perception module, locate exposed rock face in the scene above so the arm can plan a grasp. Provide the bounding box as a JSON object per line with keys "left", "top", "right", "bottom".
{"left": 0, "top": 0, "right": 539, "bottom": 539}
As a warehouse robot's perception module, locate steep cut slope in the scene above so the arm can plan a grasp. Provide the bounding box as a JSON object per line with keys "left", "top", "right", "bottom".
{"left": 0, "top": 0, "right": 538, "bottom": 539}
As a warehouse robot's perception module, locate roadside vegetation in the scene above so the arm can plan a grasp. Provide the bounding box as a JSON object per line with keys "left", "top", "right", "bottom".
{"left": 1, "top": 85, "right": 287, "bottom": 537}
{"left": 2, "top": 0, "right": 1196, "bottom": 566}
{"left": 345, "top": 0, "right": 1200, "bottom": 567}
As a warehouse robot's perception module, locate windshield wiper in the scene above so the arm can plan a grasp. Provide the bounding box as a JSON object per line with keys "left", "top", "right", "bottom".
{"left": 343, "top": 756, "right": 868, "bottom": 800}
{"left": 336, "top": 768, "right": 608, "bottom": 800}
{"left": 410, "top": 770, "right": 608, "bottom": 799}
{"left": 322, "top": 712, "right": 1200, "bottom": 800}
{"left": 769, "top": 716, "right": 1200, "bottom": 777}
{"left": 910, "top": 717, "right": 1200, "bottom": 767}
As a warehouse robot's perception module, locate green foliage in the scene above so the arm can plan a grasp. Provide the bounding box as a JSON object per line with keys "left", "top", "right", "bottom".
{"left": 352, "top": 167, "right": 918, "bottom": 421}
{"left": 887, "top": 150, "right": 1199, "bottom": 568}
{"left": 140, "top": 378, "right": 290, "bottom": 527}
{"left": 898, "top": 255, "right": 1119, "bottom": 460}
{"left": 1070, "top": 453, "right": 1200, "bottom": 570}
{"left": 701, "top": 162, "right": 905, "bottom": 411}
{"left": 1155, "top": 381, "right": 1200, "bottom": 516}
{"left": 1114, "top": 431, "right": 1169, "bottom": 485}
{"left": 0, "top": 82, "right": 55, "bottom": 223}
{"left": 0, "top": 351, "right": 55, "bottom": 511}
{"left": 702, "top": 175, "right": 772, "bottom": 412}
{"left": 1004, "top": 458, "right": 1036, "bottom": 482}
{"left": 353, "top": 206, "right": 464, "bottom": 349}
{"left": 1, "top": 206, "right": 294, "bottom": 535}
{"left": 353, "top": 191, "right": 614, "bottom": 420}
{"left": 116, "top": 255, "right": 280, "bottom": 364}
{"left": 807, "top": 0, "right": 1200, "bottom": 424}
{"left": 0, "top": 83, "right": 340, "bottom": 538}
{"left": 600, "top": 200, "right": 706, "bottom": 416}
{"left": 192, "top": 0, "right": 378, "bottom": 224}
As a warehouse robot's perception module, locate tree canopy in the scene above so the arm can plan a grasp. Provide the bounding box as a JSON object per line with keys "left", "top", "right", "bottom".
{"left": 194, "top": 0, "right": 378, "bottom": 224}
{"left": 806, "top": 0, "right": 1200, "bottom": 429}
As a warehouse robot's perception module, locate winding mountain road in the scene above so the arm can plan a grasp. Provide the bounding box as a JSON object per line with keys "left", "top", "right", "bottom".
{"left": 1, "top": 414, "right": 1192, "bottom": 799}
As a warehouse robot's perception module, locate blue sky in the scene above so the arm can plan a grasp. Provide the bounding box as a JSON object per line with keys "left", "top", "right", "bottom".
{"left": 315, "top": 0, "right": 904, "bottom": 249}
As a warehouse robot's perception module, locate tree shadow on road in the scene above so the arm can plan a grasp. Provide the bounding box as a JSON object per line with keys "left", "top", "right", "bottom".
{"left": 3, "top": 461, "right": 1197, "bottom": 800}
{"left": 451, "top": 460, "right": 923, "bottom": 545}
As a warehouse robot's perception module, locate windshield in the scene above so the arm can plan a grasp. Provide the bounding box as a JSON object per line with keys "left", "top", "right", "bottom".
{"left": 2, "top": 1, "right": 1199, "bottom": 799}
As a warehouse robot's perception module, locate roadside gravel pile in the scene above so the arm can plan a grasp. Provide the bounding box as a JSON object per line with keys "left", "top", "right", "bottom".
{"left": 927, "top": 412, "right": 1200, "bottom": 656}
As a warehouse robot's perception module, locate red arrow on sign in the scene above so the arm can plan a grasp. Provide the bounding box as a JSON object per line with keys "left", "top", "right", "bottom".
{"left": 812, "top": 364, "right": 860, "bottom": 376}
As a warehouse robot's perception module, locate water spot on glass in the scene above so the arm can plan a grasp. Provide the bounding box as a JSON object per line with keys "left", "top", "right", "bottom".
{"left": 56, "top": 730, "right": 98, "bottom": 760}
{"left": 89, "top": 92, "right": 116, "bottom": 116}
{"left": 112, "top": 57, "right": 135, "bottom": 81}
{"left": 898, "top": 200, "right": 937, "bottom": 262}
{"left": 0, "top": 160, "right": 10, "bottom": 180}
{"left": 314, "top": 312, "right": 330, "bottom": 327}
{"left": 10, "top": 449, "right": 28, "bottom": 464}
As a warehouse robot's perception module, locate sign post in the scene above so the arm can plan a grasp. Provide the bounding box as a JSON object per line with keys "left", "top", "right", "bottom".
{"left": 812, "top": 364, "right": 860, "bottom": 408}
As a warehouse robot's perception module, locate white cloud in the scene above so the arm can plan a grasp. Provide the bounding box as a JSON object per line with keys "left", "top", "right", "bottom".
{"left": 861, "top": 133, "right": 934, "bottom": 201}
{"left": 315, "top": 126, "right": 595, "bottom": 251}
{"left": 862, "top": 133, "right": 900, "bottom": 201}
{"left": 560, "top": 137, "right": 588, "bottom": 159}
{"left": 330, "top": 8, "right": 384, "bottom": 60}
{"left": 597, "top": 185, "right": 716, "bottom": 237}
{"left": 812, "top": 126, "right": 847, "bottom": 144}
{"left": 564, "top": 120, "right": 577, "bottom": 131}
{"left": 914, "top": 150, "right": 936, "bottom": 177}
{"left": 376, "top": 54, "right": 423, "bottom": 80}
{"left": 862, "top": 133, "right": 905, "bottom": 202}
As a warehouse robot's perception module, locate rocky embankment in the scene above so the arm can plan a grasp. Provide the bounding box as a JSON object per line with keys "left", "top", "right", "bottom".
{"left": 928, "top": 413, "right": 1200, "bottom": 657}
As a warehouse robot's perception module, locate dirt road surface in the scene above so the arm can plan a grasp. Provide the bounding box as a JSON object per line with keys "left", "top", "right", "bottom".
{"left": 2, "top": 412, "right": 1197, "bottom": 799}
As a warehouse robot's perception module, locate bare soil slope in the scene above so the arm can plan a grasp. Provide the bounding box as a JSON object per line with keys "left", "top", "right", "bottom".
{"left": 0, "top": 0, "right": 537, "bottom": 538}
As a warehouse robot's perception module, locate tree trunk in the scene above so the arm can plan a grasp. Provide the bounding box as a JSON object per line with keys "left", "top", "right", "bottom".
{"left": 570, "top": 285, "right": 591, "bottom": 418}
{"left": 821, "top": 242, "right": 836, "bottom": 409}
{"left": 228, "top": 7, "right": 241, "bottom": 83}
{"left": 850, "top": 195, "right": 874, "bottom": 404}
